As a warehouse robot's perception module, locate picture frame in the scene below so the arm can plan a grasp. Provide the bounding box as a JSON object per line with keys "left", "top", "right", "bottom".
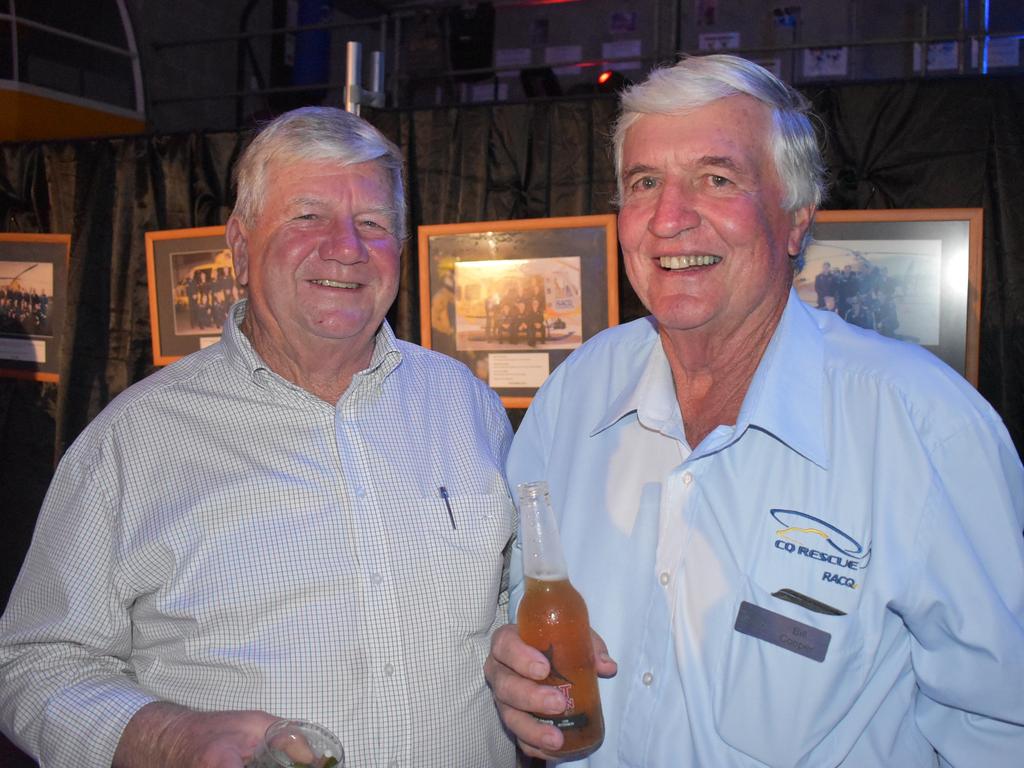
{"left": 418, "top": 215, "right": 619, "bottom": 408}
{"left": 0, "top": 233, "right": 70, "bottom": 382}
{"left": 145, "top": 226, "right": 241, "bottom": 365}
{"left": 795, "top": 208, "right": 983, "bottom": 386}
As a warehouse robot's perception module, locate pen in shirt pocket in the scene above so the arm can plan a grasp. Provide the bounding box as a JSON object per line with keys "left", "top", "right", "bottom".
{"left": 439, "top": 485, "right": 456, "bottom": 529}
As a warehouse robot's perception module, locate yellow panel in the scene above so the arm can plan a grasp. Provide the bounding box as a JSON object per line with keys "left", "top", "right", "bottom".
{"left": 0, "top": 87, "right": 145, "bottom": 142}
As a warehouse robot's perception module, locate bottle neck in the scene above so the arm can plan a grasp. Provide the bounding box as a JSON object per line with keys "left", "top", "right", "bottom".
{"left": 519, "top": 481, "right": 569, "bottom": 580}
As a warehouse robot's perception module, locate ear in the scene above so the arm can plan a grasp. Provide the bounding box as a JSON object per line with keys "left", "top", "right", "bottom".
{"left": 226, "top": 217, "right": 249, "bottom": 286}
{"left": 787, "top": 205, "right": 815, "bottom": 257}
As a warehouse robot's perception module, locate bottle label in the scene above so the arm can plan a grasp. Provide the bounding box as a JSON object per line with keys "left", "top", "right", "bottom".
{"left": 534, "top": 682, "right": 589, "bottom": 731}
{"left": 556, "top": 682, "right": 575, "bottom": 710}
{"left": 535, "top": 712, "right": 591, "bottom": 731}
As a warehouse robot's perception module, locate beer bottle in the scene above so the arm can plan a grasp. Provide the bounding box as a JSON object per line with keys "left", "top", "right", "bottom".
{"left": 516, "top": 480, "right": 604, "bottom": 759}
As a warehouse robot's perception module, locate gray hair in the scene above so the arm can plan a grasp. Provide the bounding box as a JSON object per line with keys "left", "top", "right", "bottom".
{"left": 231, "top": 106, "right": 406, "bottom": 237}
{"left": 612, "top": 54, "right": 827, "bottom": 214}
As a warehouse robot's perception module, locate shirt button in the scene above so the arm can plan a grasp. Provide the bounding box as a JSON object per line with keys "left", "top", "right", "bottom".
{"left": 659, "top": 571, "right": 671, "bottom": 586}
{"left": 642, "top": 671, "right": 654, "bottom": 686}
{"left": 388, "top": 762, "right": 399, "bottom": 768}
{"left": 682, "top": 472, "right": 693, "bottom": 486}
{"left": 370, "top": 572, "right": 384, "bottom": 586}
{"left": 354, "top": 485, "right": 366, "bottom": 498}
{"left": 384, "top": 663, "right": 395, "bottom": 677}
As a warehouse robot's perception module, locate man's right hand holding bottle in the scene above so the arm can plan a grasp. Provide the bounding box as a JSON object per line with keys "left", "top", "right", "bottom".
{"left": 484, "top": 626, "right": 618, "bottom": 761}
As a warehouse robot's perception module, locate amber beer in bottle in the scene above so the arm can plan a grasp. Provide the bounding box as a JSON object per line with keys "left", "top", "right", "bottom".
{"left": 516, "top": 480, "right": 604, "bottom": 759}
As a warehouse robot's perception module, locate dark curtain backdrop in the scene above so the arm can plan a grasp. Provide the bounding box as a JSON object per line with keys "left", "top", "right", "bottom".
{"left": 1, "top": 80, "right": 1022, "bottom": 747}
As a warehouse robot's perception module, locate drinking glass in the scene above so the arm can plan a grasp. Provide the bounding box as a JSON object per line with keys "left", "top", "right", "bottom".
{"left": 247, "top": 719, "right": 345, "bottom": 768}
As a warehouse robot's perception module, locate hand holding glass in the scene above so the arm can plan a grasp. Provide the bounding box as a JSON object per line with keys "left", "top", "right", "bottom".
{"left": 247, "top": 719, "right": 345, "bottom": 768}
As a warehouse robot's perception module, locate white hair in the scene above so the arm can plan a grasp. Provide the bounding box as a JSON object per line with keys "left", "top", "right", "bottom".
{"left": 232, "top": 106, "right": 406, "bottom": 237}
{"left": 612, "top": 54, "right": 827, "bottom": 213}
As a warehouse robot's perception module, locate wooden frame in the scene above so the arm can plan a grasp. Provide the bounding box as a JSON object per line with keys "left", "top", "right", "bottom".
{"left": 418, "top": 215, "right": 619, "bottom": 408}
{"left": 145, "top": 226, "right": 239, "bottom": 366}
{"left": 0, "top": 233, "right": 70, "bottom": 382}
{"left": 795, "top": 208, "right": 983, "bottom": 386}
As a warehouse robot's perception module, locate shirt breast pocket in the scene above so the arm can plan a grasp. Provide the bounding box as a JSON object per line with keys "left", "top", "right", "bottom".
{"left": 710, "top": 578, "right": 868, "bottom": 767}
{"left": 438, "top": 492, "right": 514, "bottom": 553}
{"left": 425, "top": 492, "right": 515, "bottom": 632}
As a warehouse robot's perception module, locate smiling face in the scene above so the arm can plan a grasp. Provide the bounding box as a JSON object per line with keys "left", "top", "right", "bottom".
{"left": 227, "top": 157, "right": 400, "bottom": 373}
{"left": 617, "top": 95, "right": 813, "bottom": 348}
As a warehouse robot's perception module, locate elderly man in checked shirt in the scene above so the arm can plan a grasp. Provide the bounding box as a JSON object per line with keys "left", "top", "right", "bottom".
{"left": 0, "top": 108, "right": 517, "bottom": 768}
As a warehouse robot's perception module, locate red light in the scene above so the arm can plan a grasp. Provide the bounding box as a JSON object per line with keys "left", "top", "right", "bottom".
{"left": 597, "top": 70, "right": 613, "bottom": 85}
{"left": 503, "top": 0, "right": 583, "bottom": 6}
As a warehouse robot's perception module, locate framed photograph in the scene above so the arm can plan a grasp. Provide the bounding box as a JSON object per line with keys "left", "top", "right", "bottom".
{"left": 419, "top": 215, "right": 619, "bottom": 407}
{"left": 145, "top": 226, "right": 242, "bottom": 365}
{"left": 0, "top": 233, "right": 70, "bottom": 382}
{"left": 794, "top": 208, "right": 983, "bottom": 385}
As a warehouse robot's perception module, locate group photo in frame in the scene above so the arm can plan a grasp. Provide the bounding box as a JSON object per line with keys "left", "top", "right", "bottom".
{"left": 418, "top": 215, "right": 619, "bottom": 407}
{"left": 0, "top": 233, "right": 70, "bottom": 382}
{"left": 794, "top": 208, "right": 983, "bottom": 386}
{"left": 145, "top": 226, "right": 241, "bottom": 366}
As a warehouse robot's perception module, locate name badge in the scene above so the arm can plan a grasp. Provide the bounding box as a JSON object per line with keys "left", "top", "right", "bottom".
{"left": 733, "top": 600, "right": 831, "bottom": 662}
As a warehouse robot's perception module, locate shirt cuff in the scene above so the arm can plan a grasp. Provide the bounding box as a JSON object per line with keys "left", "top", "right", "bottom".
{"left": 36, "top": 677, "right": 158, "bottom": 768}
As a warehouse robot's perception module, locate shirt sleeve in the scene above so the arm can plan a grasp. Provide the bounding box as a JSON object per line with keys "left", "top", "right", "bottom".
{"left": 474, "top": 378, "right": 517, "bottom": 628}
{"left": 0, "top": 444, "right": 157, "bottom": 767}
{"left": 901, "top": 416, "right": 1024, "bottom": 766}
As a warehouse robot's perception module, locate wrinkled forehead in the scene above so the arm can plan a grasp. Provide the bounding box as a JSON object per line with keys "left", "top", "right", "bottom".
{"left": 263, "top": 152, "right": 383, "bottom": 181}
{"left": 621, "top": 97, "right": 776, "bottom": 167}
{"left": 258, "top": 157, "right": 396, "bottom": 210}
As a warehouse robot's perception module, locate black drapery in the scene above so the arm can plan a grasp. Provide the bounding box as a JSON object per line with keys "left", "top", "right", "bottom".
{"left": 1, "top": 77, "right": 1022, "bottom": 626}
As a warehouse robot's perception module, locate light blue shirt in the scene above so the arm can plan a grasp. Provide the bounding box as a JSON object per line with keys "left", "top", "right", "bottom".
{"left": 507, "top": 289, "right": 1024, "bottom": 768}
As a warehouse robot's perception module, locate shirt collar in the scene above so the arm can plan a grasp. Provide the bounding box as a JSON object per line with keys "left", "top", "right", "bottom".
{"left": 221, "top": 300, "right": 264, "bottom": 376}
{"left": 221, "top": 299, "right": 402, "bottom": 387}
{"left": 736, "top": 288, "right": 829, "bottom": 469}
{"left": 365, "top": 318, "right": 403, "bottom": 381}
{"left": 589, "top": 290, "right": 829, "bottom": 469}
{"left": 590, "top": 319, "right": 684, "bottom": 440}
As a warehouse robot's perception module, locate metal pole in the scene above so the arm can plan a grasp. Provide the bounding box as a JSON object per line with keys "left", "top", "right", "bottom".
{"left": 370, "top": 50, "right": 384, "bottom": 95}
{"left": 9, "top": 0, "right": 19, "bottom": 82}
{"left": 920, "top": 4, "right": 929, "bottom": 76}
{"left": 392, "top": 14, "right": 402, "bottom": 107}
{"left": 979, "top": 0, "right": 989, "bottom": 74}
{"left": 957, "top": 0, "right": 966, "bottom": 74}
{"left": 345, "top": 40, "right": 362, "bottom": 114}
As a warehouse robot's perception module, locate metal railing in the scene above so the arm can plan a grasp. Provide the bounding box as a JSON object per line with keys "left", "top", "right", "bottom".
{"left": 143, "top": 2, "right": 1022, "bottom": 128}
{"left": 0, "top": 0, "right": 144, "bottom": 117}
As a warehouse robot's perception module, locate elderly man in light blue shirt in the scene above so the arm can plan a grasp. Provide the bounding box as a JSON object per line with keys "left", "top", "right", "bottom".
{"left": 485, "top": 54, "right": 1024, "bottom": 767}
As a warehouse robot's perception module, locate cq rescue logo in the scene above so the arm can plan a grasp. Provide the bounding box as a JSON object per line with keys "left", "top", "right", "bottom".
{"left": 770, "top": 509, "right": 871, "bottom": 588}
